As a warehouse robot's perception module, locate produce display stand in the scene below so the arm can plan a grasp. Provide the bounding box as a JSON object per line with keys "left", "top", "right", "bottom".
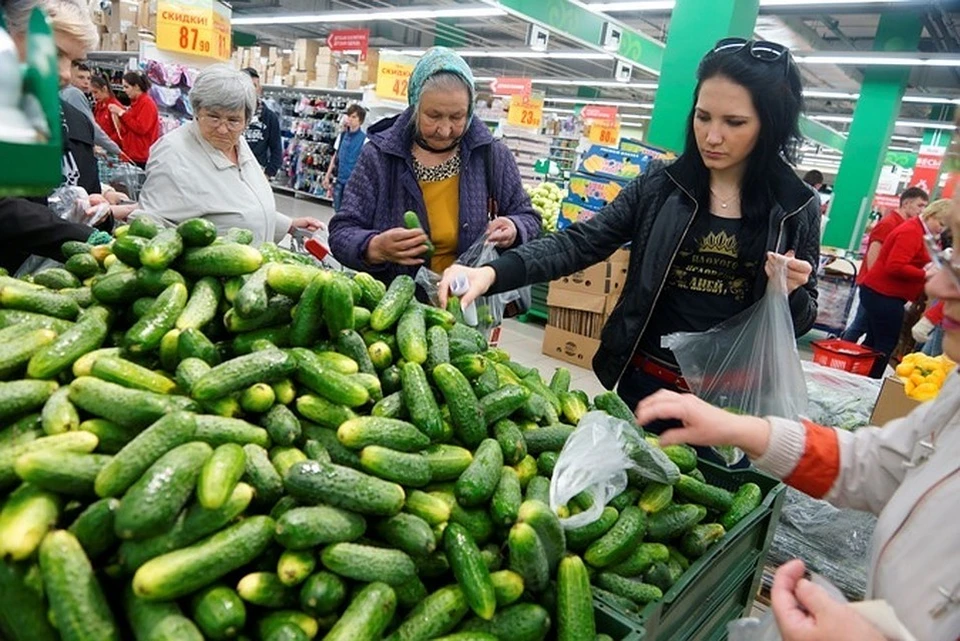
{"left": 520, "top": 282, "right": 550, "bottom": 323}
{"left": 812, "top": 257, "right": 858, "bottom": 337}
{"left": 595, "top": 461, "right": 786, "bottom": 641}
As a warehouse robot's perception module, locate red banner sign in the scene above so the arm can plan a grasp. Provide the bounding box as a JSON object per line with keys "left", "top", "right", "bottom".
{"left": 581, "top": 104, "right": 618, "bottom": 123}
{"left": 490, "top": 77, "right": 531, "bottom": 96}
{"left": 872, "top": 193, "right": 901, "bottom": 210}
{"left": 327, "top": 28, "right": 369, "bottom": 61}
{"left": 908, "top": 144, "right": 946, "bottom": 194}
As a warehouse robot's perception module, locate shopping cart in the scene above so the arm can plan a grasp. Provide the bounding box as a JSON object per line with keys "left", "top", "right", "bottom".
{"left": 813, "top": 256, "right": 858, "bottom": 337}
{"left": 97, "top": 154, "right": 146, "bottom": 201}
{"left": 288, "top": 226, "right": 347, "bottom": 272}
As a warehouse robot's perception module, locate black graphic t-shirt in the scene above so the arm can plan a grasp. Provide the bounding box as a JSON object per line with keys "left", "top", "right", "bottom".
{"left": 638, "top": 212, "right": 761, "bottom": 366}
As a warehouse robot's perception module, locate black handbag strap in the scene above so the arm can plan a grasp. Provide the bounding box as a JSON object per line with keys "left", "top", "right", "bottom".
{"left": 484, "top": 143, "right": 499, "bottom": 221}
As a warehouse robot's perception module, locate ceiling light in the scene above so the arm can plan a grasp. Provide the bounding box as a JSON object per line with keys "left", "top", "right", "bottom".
{"left": 544, "top": 107, "right": 577, "bottom": 115}
{"left": 395, "top": 49, "right": 613, "bottom": 60}
{"left": 585, "top": 0, "right": 913, "bottom": 10}
{"left": 888, "top": 145, "right": 919, "bottom": 152}
{"left": 811, "top": 114, "right": 958, "bottom": 131}
{"left": 232, "top": 5, "right": 505, "bottom": 25}
{"left": 902, "top": 96, "right": 960, "bottom": 105}
{"left": 533, "top": 78, "right": 659, "bottom": 89}
{"left": 795, "top": 53, "right": 960, "bottom": 67}
{"left": 803, "top": 90, "right": 859, "bottom": 100}
{"left": 542, "top": 97, "right": 654, "bottom": 108}
{"left": 620, "top": 114, "right": 652, "bottom": 121}
{"left": 891, "top": 135, "right": 923, "bottom": 143}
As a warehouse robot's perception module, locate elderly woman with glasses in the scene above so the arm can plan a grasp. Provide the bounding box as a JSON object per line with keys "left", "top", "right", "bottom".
{"left": 133, "top": 64, "right": 320, "bottom": 245}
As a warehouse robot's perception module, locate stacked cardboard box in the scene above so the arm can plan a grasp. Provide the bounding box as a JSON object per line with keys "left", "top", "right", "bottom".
{"left": 94, "top": 0, "right": 156, "bottom": 52}
{"left": 232, "top": 41, "right": 364, "bottom": 89}
{"left": 541, "top": 249, "right": 630, "bottom": 368}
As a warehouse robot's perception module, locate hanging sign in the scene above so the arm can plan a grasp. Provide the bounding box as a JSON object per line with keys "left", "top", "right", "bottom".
{"left": 588, "top": 121, "right": 620, "bottom": 146}
{"left": 908, "top": 144, "right": 947, "bottom": 193}
{"left": 507, "top": 94, "right": 544, "bottom": 129}
{"left": 157, "top": 0, "right": 231, "bottom": 61}
{"left": 581, "top": 104, "right": 618, "bottom": 123}
{"left": 375, "top": 52, "right": 416, "bottom": 102}
{"left": 490, "top": 77, "right": 531, "bottom": 96}
{"left": 327, "top": 29, "right": 369, "bottom": 61}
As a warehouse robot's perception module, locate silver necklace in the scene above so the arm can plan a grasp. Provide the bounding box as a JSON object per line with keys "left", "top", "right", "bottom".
{"left": 710, "top": 188, "right": 740, "bottom": 209}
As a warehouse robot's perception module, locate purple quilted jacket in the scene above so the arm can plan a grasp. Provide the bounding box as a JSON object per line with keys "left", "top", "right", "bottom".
{"left": 328, "top": 107, "right": 541, "bottom": 282}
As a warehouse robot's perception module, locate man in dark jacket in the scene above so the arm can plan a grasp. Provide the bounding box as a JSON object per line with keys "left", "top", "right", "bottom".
{"left": 241, "top": 68, "right": 283, "bottom": 178}
{"left": 0, "top": 198, "right": 93, "bottom": 274}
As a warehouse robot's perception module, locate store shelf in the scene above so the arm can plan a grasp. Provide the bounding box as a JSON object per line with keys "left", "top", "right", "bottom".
{"left": 271, "top": 184, "right": 332, "bottom": 202}
{"left": 263, "top": 84, "right": 364, "bottom": 96}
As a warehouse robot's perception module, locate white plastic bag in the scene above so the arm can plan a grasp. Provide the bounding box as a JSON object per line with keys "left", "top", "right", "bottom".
{"left": 548, "top": 411, "right": 678, "bottom": 530}
{"left": 662, "top": 257, "right": 808, "bottom": 465}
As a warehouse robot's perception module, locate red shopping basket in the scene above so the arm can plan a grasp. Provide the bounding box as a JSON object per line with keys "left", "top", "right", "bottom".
{"left": 811, "top": 339, "right": 882, "bottom": 376}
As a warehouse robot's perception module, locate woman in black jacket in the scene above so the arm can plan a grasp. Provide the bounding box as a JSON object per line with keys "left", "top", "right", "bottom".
{"left": 440, "top": 39, "right": 820, "bottom": 438}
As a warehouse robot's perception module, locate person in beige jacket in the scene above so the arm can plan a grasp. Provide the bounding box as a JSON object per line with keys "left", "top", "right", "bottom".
{"left": 636, "top": 198, "right": 960, "bottom": 640}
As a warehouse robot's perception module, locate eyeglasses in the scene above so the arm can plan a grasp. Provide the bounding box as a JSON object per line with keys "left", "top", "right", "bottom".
{"left": 711, "top": 38, "right": 789, "bottom": 63}
{"left": 199, "top": 113, "right": 246, "bottom": 131}
{"left": 924, "top": 233, "right": 960, "bottom": 290}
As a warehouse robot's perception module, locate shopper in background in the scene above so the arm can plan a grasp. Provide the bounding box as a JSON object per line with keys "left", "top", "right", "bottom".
{"left": 859, "top": 198, "right": 952, "bottom": 378}
{"left": 439, "top": 38, "right": 819, "bottom": 455}
{"left": 913, "top": 298, "right": 946, "bottom": 357}
{"left": 59, "top": 59, "right": 121, "bottom": 156}
{"left": 634, "top": 194, "right": 960, "bottom": 641}
{"left": 329, "top": 46, "right": 540, "bottom": 279}
{"left": 323, "top": 103, "right": 367, "bottom": 211}
{"left": 133, "top": 64, "right": 320, "bottom": 244}
{"left": 802, "top": 169, "right": 823, "bottom": 191}
{"left": 109, "top": 70, "right": 159, "bottom": 169}
{"left": 90, "top": 75, "right": 123, "bottom": 149}
{"left": 842, "top": 186, "right": 930, "bottom": 343}
{"left": 240, "top": 67, "right": 283, "bottom": 179}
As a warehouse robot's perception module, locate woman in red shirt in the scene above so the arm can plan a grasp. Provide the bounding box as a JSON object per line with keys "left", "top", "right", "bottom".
{"left": 860, "top": 198, "right": 952, "bottom": 377}
{"left": 109, "top": 71, "right": 159, "bottom": 168}
{"left": 90, "top": 75, "right": 123, "bottom": 149}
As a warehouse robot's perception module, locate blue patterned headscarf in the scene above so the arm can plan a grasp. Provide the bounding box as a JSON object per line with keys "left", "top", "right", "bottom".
{"left": 408, "top": 47, "right": 475, "bottom": 122}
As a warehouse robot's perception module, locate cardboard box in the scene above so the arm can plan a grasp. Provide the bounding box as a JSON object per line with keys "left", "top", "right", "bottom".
{"left": 546, "top": 286, "right": 620, "bottom": 340}
{"left": 101, "top": 33, "right": 126, "bottom": 52}
{"left": 314, "top": 64, "right": 339, "bottom": 88}
{"left": 108, "top": 0, "right": 139, "bottom": 35}
{"left": 550, "top": 262, "right": 611, "bottom": 296}
{"left": 294, "top": 39, "right": 321, "bottom": 71}
{"left": 542, "top": 326, "right": 601, "bottom": 369}
{"left": 870, "top": 377, "right": 923, "bottom": 426}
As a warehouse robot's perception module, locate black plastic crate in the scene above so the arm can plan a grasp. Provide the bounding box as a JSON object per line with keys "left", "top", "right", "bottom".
{"left": 597, "top": 459, "right": 785, "bottom": 641}
{"left": 594, "top": 597, "right": 646, "bottom": 640}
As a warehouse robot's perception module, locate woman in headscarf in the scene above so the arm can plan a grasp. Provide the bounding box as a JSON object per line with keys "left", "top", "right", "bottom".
{"left": 329, "top": 47, "right": 540, "bottom": 282}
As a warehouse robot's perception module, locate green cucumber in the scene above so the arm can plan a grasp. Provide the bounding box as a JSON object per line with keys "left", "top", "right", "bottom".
{"left": 493, "top": 419, "right": 527, "bottom": 465}
{"left": 91, "top": 270, "right": 141, "bottom": 304}
{"left": 405, "top": 489, "right": 451, "bottom": 526}
{"left": 300, "top": 423, "right": 360, "bottom": 468}
{"left": 452, "top": 354, "right": 486, "bottom": 380}
{"left": 519, "top": 392, "right": 560, "bottom": 426}
{"left": 124, "top": 586, "right": 203, "bottom": 641}
{"left": 40, "top": 386, "right": 79, "bottom": 435}
{"left": 480, "top": 385, "right": 530, "bottom": 425}
{"left": 296, "top": 394, "right": 356, "bottom": 431}
{"left": 397, "top": 305, "right": 428, "bottom": 364}
{"left": 387, "top": 584, "right": 468, "bottom": 641}
{"left": 370, "top": 275, "right": 415, "bottom": 331}
{"left": 239, "top": 382, "right": 275, "bottom": 413}
{"left": 338, "top": 416, "right": 429, "bottom": 452}
{"left": 124, "top": 283, "right": 188, "bottom": 353}
{"left": 140, "top": 228, "right": 183, "bottom": 269}
{"left": 0, "top": 328, "right": 57, "bottom": 378}
{"left": 39, "top": 530, "right": 120, "bottom": 641}
{"left": 593, "top": 391, "right": 640, "bottom": 426}
{"left": 0, "top": 559, "right": 59, "bottom": 641}
{"left": 263, "top": 263, "right": 317, "bottom": 297}
{"left": 322, "top": 581, "right": 396, "bottom": 641}
{"left": 312, "top": 350, "right": 360, "bottom": 375}
{"left": 371, "top": 391, "right": 407, "bottom": 419}
{"left": 558, "top": 391, "right": 588, "bottom": 425}
{"left": 192, "top": 349, "right": 294, "bottom": 401}
{"left": 112, "top": 234, "right": 147, "bottom": 266}
{"left": 293, "top": 349, "right": 369, "bottom": 408}
{"left": 608, "top": 542, "right": 660, "bottom": 578}
{"left": 179, "top": 243, "right": 263, "bottom": 277}
{"left": 338, "top": 329, "right": 375, "bottom": 374}
{"left": 537, "top": 452, "right": 558, "bottom": 476}
{"left": 455, "top": 439, "right": 503, "bottom": 507}
{"left": 353, "top": 272, "right": 386, "bottom": 309}
{"left": 299, "top": 571, "right": 347, "bottom": 617}
{"left": 401, "top": 362, "right": 444, "bottom": 441}
{"left": 13, "top": 450, "right": 110, "bottom": 497}
{"left": 367, "top": 340, "right": 393, "bottom": 371}
{"left": 66, "top": 497, "right": 119, "bottom": 561}
{"left": 118, "top": 483, "right": 254, "bottom": 573}
{"left": 596, "top": 573, "right": 663, "bottom": 605}
{"left": 360, "top": 445, "right": 431, "bottom": 487}
{"left": 424, "top": 444, "right": 474, "bottom": 481}
{"left": 524, "top": 476, "right": 550, "bottom": 505}
{"left": 128, "top": 216, "right": 160, "bottom": 239}
{"left": 259, "top": 611, "right": 318, "bottom": 640}
{"left": 197, "top": 443, "right": 246, "bottom": 510}
{"left": 381, "top": 364, "right": 402, "bottom": 395}
{"left": 91, "top": 355, "right": 177, "bottom": 394}
{"left": 234, "top": 266, "right": 271, "bottom": 318}
{"left": 178, "top": 327, "right": 221, "bottom": 365}
{"left": 681, "top": 522, "right": 726, "bottom": 558}
{"left": 720, "top": 482, "right": 762, "bottom": 530}
{"left": 434, "top": 363, "right": 487, "bottom": 448}
{"left": 0, "top": 431, "right": 97, "bottom": 490}
{"left": 261, "top": 404, "right": 301, "bottom": 447}
{"left": 176, "top": 277, "right": 222, "bottom": 330}
{"left": 132, "top": 515, "right": 275, "bottom": 600}
{"left": 284, "top": 460, "right": 405, "bottom": 516}
{"left": 489, "top": 569, "right": 524, "bottom": 607}
{"left": 274, "top": 505, "right": 366, "bottom": 550}
{"left": 321, "top": 541, "right": 416, "bottom": 586}
{"left": 177, "top": 218, "right": 218, "bottom": 247}
{"left": 323, "top": 277, "right": 354, "bottom": 336}
{"left": 507, "top": 521, "right": 549, "bottom": 593}
{"left": 523, "top": 425, "right": 575, "bottom": 455}
{"left": 675, "top": 474, "right": 734, "bottom": 512}
{"left": 584, "top": 505, "right": 647, "bottom": 568}
{"left": 376, "top": 512, "right": 437, "bottom": 558}
{"left": 627, "top": 438, "right": 681, "bottom": 486}
{"left": 549, "top": 367, "right": 572, "bottom": 395}
{"left": 272, "top": 446, "right": 312, "bottom": 477}
{"left": 0, "top": 285, "right": 79, "bottom": 320}
{"left": 517, "top": 500, "right": 565, "bottom": 574}
{"left": 444, "top": 522, "right": 496, "bottom": 620}
{"left": 490, "top": 467, "right": 523, "bottom": 528}
{"left": 639, "top": 483, "right": 674, "bottom": 514}
{"left": 646, "top": 503, "right": 707, "bottom": 541}
{"left": 27, "top": 306, "right": 109, "bottom": 379}
{"left": 94, "top": 410, "right": 197, "bottom": 497}
{"left": 237, "top": 571, "right": 297, "bottom": 608}
{"left": 114, "top": 441, "right": 212, "bottom": 539}
{"left": 191, "top": 585, "right": 247, "bottom": 641}
{"left": 609, "top": 489, "right": 641, "bottom": 512}
{"left": 557, "top": 555, "right": 596, "bottom": 641}
{"left": 567, "top": 506, "right": 620, "bottom": 551}
{"left": 425, "top": 324, "right": 451, "bottom": 374}
{"left": 460, "top": 603, "right": 551, "bottom": 641}
{"left": 136, "top": 266, "right": 185, "bottom": 296}
{"left": 513, "top": 455, "right": 538, "bottom": 488}
{"left": 662, "top": 444, "right": 698, "bottom": 473}
{"left": 242, "top": 444, "right": 283, "bottom": 507}
{"left": 351, "top": 372, "right": 383, "bottom": 403}
{"left": 0, "top": 484, "right": 61, "bottom": 560}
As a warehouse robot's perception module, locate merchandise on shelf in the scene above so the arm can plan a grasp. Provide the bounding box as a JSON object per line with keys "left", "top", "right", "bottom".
{"left": 144, "top": 59, "right": 195, "bottom": 135}
{"left": 523, "top": 181, "right": 566, "bottom": 232}
{"left": 500, "top": 126, "right": 552, "bottom": 184}
{"left": 895, "top": 351, "right": 955, "bottom": 400}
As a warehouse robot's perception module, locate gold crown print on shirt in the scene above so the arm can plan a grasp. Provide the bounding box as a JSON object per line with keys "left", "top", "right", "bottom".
{"left": 698, "top": 230, "right": 739, "bottom": 257}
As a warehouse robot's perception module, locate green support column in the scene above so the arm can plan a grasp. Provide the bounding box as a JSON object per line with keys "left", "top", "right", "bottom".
{"left": 822, "top": 12, "right": 923, "bottom": 249}
{"left": 645, "top": 0, "right": 759, "bottom": 153}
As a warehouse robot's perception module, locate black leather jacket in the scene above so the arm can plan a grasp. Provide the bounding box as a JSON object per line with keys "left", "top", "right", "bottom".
{"left": 490, "top": 155, "right": 821, "bottom": 390}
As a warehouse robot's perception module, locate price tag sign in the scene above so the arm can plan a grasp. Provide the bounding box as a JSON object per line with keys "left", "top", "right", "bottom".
{"left": 157, "top": 0, "right": 231, "bottom": 60}
{"left": 507, "top": 95, "right": 543, "bottom": 129}
{"left": 588, "top": 121, "right": 620, "bottom": 146}
{"left": 375, "top": 53, "right": 416, "bottom": 103}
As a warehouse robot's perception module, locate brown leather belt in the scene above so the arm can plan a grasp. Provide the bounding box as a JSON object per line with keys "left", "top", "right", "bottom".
{"left": 630, "top": 353, "right": 690, "bottom": 392}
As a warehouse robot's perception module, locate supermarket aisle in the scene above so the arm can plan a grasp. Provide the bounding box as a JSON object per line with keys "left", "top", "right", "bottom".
{"left": 275, "top": 192, "right": 335, "bottom": 225}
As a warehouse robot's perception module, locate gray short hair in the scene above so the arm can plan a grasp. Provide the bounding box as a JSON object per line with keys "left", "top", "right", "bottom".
{"left": 3, "top": 0, "right": 99, "bottom": 50}
{"left": 190, "top": 64, "right": 257, "bottom": 122}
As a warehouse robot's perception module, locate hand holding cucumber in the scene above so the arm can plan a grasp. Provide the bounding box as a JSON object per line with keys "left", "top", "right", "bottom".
{"left": 633, "top": 390, "right": 772, "bottom": 460}
{"left": 367, "top": 228, "right": 430, "bottom": 265}
{"left": 771, "top": 559, "right": 886, "bottom": 641}
{"left": 438, "top": 265, "right": 496, "bottom": 310}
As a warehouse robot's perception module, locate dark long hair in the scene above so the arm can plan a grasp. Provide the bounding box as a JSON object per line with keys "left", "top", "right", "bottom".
{"left": 680, "top": 42, "right": 804, "bottom": 243}
{"left": 90, "top": 75, "right": 115, "bottom": 99}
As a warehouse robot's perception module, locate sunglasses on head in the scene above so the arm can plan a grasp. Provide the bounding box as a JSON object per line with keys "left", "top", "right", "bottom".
{"left": 712, "top": 37, "right": 789, "bottom": 63}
